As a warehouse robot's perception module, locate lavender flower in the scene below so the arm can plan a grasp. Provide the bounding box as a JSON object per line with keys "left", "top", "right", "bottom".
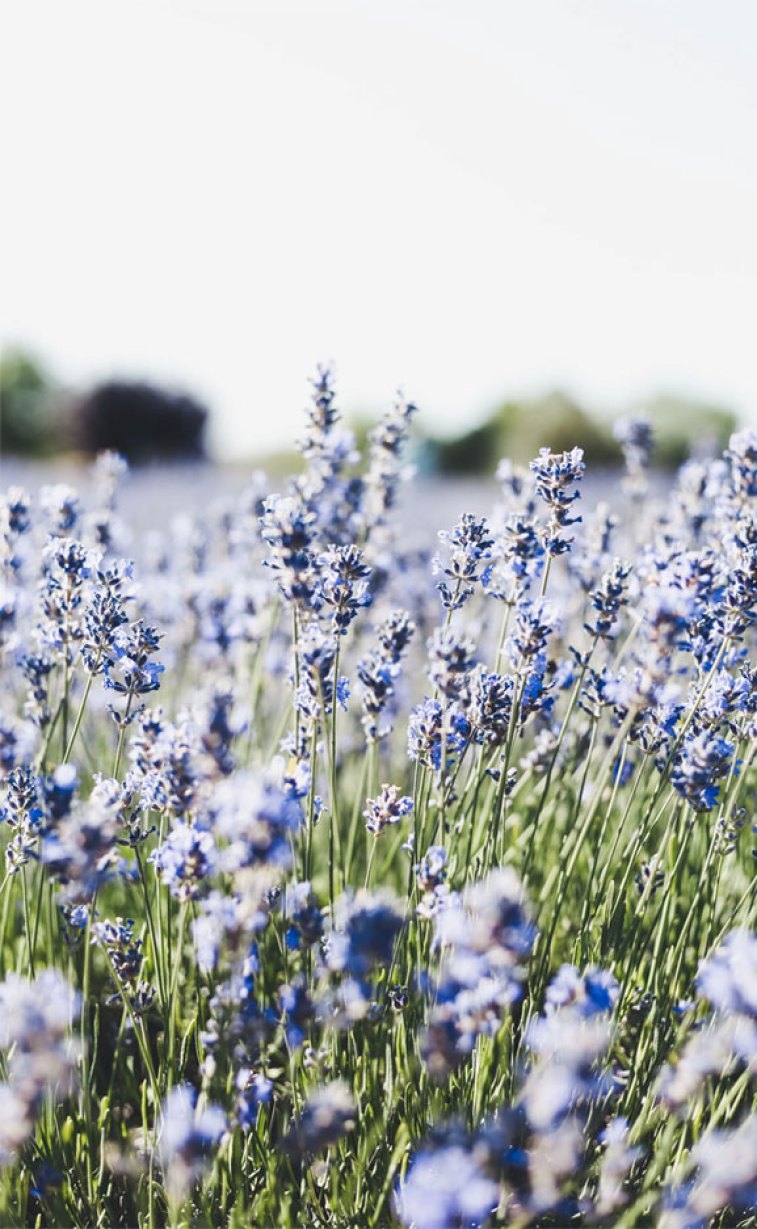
{"left": 394, "top": 1143, "right": 498, "bottom": 1229}
{"left": 285, "top": 1080, "right": 356, "bottom": 1156}
{"left": 150, "top": 822, "right": 217, "bottom": 901}
{"left": 407, "top": 697, "right": 469, "bottom": 775}
{"left": 670, "top": 730, "right": 734, "bottom": 812}
{"left": 363, "top": 783, "right": 413, "bottom": 837}
{"left": 316, "top": 543, "right": 372, "bottom": 635}
{"left": 530, "top": 446, "right": 585, "bottom": 555}
{"left": 158, "top": 1085, "right": 226, "bottom": 1202}
{"left": 433, "top": 514, "right": 494, "bottom": 610}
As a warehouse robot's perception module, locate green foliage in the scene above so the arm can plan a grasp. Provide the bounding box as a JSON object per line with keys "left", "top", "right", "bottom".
{"left": 428, "top": 390, "right": 740, "bottom": 476}
{"left": 629, "top": 394, "right": 738, "bottom": 468}
{"left": 0, "top": 347, "right": 57, "bottom": 456}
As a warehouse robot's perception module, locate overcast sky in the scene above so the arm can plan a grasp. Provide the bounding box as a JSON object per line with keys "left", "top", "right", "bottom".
{"left": 3, "top": 0, "right": 756, "bottom": 458}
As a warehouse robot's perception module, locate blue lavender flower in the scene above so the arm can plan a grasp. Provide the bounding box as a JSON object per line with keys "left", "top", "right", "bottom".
{"left": 463, "top": 667, "right": 513, "bottom": 746}
{"left": 725, "top": 428, "right": 757, "bottom": 501}
{"left": 92, "top": 916, "right": 146, "bottom": 989}
{"left": 394, "top": 1143, "right": 498, "bottom": 1229}
{"left": 614, "top": 416, "right": 654, "bottom": 498}
{"left": 150, "top": 822, "right": 217, "bottom": 902}
{"left": 660, "top": 1116, "right": 757, "bottom": 1229}
{"left": 425, "top": 870, "right": 535, "bottom": 1078}
{"left": 316, "top": 543, "right": 372, "bottom": 635}
{"left": 279, "top": 976, "right": 316, "bottom": 1048}
{"left": 361, "top": 392, "right": 418, "bottom": 530}
{"left": 283, "top": 880, "right": 324, "bottom": 948}
{"left": 505, "top": 600, "right": 555, "bottom": 676}
{"left": 260, "top": 493, "right": 318, "bottom": 607}
{"left": 427, "top": 628, "right": 476, "bottom": 698}
{"left": 670, "top": 731, "right": 734, "bottom": 812}
{"left": 325, "top": 889, "right": 404, "bottom": 984}
{"left": 103, "top": 620, "right": 164, "bottom": 697}
{"left": 363, "top": 783, "right": 413, "bottom": 837}
{"left": 234, "top": 1068, "right": 273, "bottom": 1130}
{"left": 483, "top": 515, "right": 545, "bottom": 601}
{"left": 529, "top": 446, "right": 585, "bottom": 555}
{"left": 434, "top": 514, "right": 495, "bottom": 610}
{"left": 585, "top": 559, "right": 631, "bottom": 639}
{"left": 358, "top": 608, "right": 415, "bottom": 741}
{"left": 158, "top": 1085, "right": 226, "bottom": 1202}
{"left": 39, "top": 484, "right": 80, "bottom": 535}
{"left": 545, "top": 964, "right": 620, "bottom": 1017}
{"left": 696, "top": 929, "right": 757, "bottom": 1017}
{"left": 407, "top": 698, "right": 470, "bottom": 774}
{"left": 285, "top": 1080, "right": 356, "bottom": 1156}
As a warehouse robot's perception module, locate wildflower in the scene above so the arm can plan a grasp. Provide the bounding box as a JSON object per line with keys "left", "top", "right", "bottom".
{"left": 39, "top": 484, "right": 80, "bottom": 535}
{"left": 659, "top": 1115, "right": 757, "bottom": 1229}
{"left": 103, "top": 620, "right": 164, "bottom": 697}
{"left": 283, "top": 880, "right": 324, "bottom": 949}
{"left": 415, "top": 846, "right": 452, "bottom": 920}
{"left": 544, "top": 965, "right": 620, "bottom": 1017}
{"left": 279, "top": 977, "right": 316, "bottom": 1048}
{"left": 209, "top": 766, "right": 304, "bottom": 874}
{"left": 41, "top": 795, "right": 120, "bottom": 904}
{"left": 725, "top": 427, "right": 757, "bottom": 501}
{"left": 234, "top": 1068, "right": 273, "bottom": 1130}
{"left": 325, "top": 889, "right": 404, "bottom": 983}
{"left": 505, "top": 599, "right": 555, "bottom": 676}
{"left": 361, "top": 392, "right": 417, "bottom": 531}
{"left": 463, "top": 667, "right": 513, "bottom": 746}
{"left": 484, "top": 514, "right": 545, "bottom": 600}
{"left": 424, "top": 870, "right": 534, "bottom": 1078}
{"left": 614, "top": 416, "right": 654, "bottom": 498}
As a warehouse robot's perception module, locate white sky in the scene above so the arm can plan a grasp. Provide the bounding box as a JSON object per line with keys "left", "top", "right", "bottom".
{"left": 2, "top": 0, "right": 756, "bottom": 458}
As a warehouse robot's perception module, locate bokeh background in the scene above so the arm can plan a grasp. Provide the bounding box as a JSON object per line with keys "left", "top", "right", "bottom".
{"left": 2, "top": 0, "right": 756, "bottom": 472}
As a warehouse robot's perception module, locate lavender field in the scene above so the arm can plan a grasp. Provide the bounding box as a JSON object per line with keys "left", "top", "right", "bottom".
{"left": 0, "top": 372, "right": 755, "bottom": 1228}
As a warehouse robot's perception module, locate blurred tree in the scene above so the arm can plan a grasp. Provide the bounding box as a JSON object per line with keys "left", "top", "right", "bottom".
{"left": 74, "top": 381, "right": 209, "bottom": 463}
{"left": 628, "top": 394, "right": 738, "bottom": 468}
{"left": 0, "top": 347, "right": 57, "bottom": 456}
{"left": 432, "top": 391, "right": 621, "bottom": 475}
